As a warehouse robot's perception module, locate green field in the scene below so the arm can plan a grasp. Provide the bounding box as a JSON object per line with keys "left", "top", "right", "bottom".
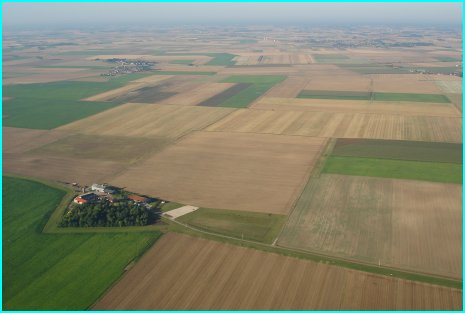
{"left": 298, "top": 90, "right": 371, "bottom": 100}
{"left": 373, "top": 92, "right": 451, "bottom": 103}
{"left": 205, "top": 53, "right": 237, "bottom": 66}
{"left": 3, "top": 176, "right": 161, "bottom": 310}
{"left": 177, "top": 208, "right": 286, "bottom": 243}
{"left": 3, "top": 73, "right": 152, "bottom": 129}
{"left": 323, "top": 156, "right": 462, "bottom": 184}
{"left": 332, "top": 139, "right": 462, "bottom": 163}
{"left": 169, "top": 59, "right": 195, "bottom": 64}
{"left": 297, "top": 90, "right": 451, "bottom": 103}
{"left": 208, "top": 75, "right": 286, "bottom": 108}
{"left": 435, "top": 56, "right": 461, "bottom": 62}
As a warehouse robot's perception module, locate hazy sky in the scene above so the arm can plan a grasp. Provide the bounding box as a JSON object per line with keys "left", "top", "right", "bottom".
{"left": 3, "top": 2, "right": 462, "bottom": 29}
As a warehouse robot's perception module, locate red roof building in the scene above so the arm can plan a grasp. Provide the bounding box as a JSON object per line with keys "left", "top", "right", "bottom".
{"left": 128, "top": 194, "right": 150, "bottom": 203}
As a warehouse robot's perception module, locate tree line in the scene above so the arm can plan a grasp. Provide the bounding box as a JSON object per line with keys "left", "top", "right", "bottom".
{"left": 60, "top": 200, "right": 152, "bottom": 227}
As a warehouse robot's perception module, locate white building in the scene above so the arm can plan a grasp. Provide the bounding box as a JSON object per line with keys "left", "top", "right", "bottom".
{"left": 91, "top": 183, "right": 107, "bottom": 193}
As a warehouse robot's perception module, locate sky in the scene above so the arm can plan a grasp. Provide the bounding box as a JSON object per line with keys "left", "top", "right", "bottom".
{"left": 3, "top": 2, "right": 463, "bottom": 29}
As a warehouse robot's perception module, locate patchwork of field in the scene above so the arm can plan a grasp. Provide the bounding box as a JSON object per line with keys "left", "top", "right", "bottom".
{"left": 207, "top": 108, "right": 462, "bottom": 142}
{"left": 234, "top": 53, "right": 313, "bottom": 65}
{"left": 278, "top": 174, "right": 462, "bottom": 279}
{"left": 110, "top": 131, "right": 326, "bottom": 214}
{"left": 435, "top": 80, "right": 463, "bottom": 94}
{"left": 93, "top": 233, "right": 462, "bottom": 310}
{"left": 58, "top": 103, "right": 235, "bottom": 139}
{"left": 156, "top": 82, "right": 235, "bottom": 106}
{"left": 266, "top": 76, "right": 311, "bottom": 97}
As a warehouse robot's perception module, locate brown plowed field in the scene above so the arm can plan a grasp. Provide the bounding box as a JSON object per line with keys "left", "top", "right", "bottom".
{"left": 93, "top": 233, "right": 462, "bottom": 310}
{"left": 207, "top": 109, "right": 462, "bottom": 143}
{"left": 58, "top": 103, "right": 235, "bottom": 139}
{"left": 110, "top": 131, "right": 326, "bottom": 214}
{"left": 278, "top": 174, "right": 462, "bottom": 279}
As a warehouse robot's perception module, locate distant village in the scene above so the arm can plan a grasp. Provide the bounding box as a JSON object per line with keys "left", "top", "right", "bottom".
{"left": 98, "top": 58, "right": 156, "bottom": 76}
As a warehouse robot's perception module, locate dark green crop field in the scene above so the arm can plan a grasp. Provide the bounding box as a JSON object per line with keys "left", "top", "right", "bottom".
{"left": 3, "top": 176, "right": 161, "bottom": 310}
{"left": 323, "top": 156, "right": 462, "bottom": 184}
{"left": 298, "top": 90, "right": 371, "bottom": 100}
{"left": 297, "top": 90, "right": 451, "bottom": 103}
{"left": 205, "top": 53, "right": 237, "bottom": 66}
{"left": 332, "top": 139, "right": 462, "bottom": 164}
{"left": 177, "top": 207, "right": 286, "bottom": 243}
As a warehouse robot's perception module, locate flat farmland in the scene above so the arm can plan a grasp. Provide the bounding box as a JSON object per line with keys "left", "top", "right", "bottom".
{"left": 252, "top": 97, "right": 459, "bottom": 116}
{"left": 3, "top": 127, "right": 69, "bottom": 154}
{"left": 30, "top": 134, "right": 170, "bottom": 163}
{"left": 266, "top": 76, "right": 311, "bottom": 98}
{"left": 278, "top": 174, "right": 462, "bottom": 279}
{"left": 156, "top": 82, "right": 235, "bottom": 106}
{"left": 93, "top": 233, "right": 462, "bottom": 310}
{"left": 110, "top": 131, "right": 326, "bottom": 214}
{"left": 207, "top": 109, "right": 462, "bottom": 142}
{"left": 58, "top": 103, "right": 235, "bottom": 139}
{"left": 3, "top": 153, "right": 124, "bottom": 185}
{"left": 303, "top": 75, "right": 371, "bottom": 92}
{"left": 332, "top": 138, "right": 462, "bottom": 163}
{"left": 371, "top": 74, "right": 444, "bottom": 94}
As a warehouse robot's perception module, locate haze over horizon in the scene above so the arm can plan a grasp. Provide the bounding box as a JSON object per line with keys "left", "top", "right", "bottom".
{"left": 3, "top": 2, "right": 462, "bottom": 30}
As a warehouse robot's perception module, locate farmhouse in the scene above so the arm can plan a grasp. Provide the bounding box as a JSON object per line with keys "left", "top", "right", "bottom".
{"left": 128, "top": 194, "right": 151, "bottom": 204}
{"left": 73, "top": 192, "right": 98, "bottom": 205}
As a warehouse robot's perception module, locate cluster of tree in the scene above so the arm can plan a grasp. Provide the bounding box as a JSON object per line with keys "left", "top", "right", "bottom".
{"left": 60, "top": 200, "right": 152, "bottom": 227}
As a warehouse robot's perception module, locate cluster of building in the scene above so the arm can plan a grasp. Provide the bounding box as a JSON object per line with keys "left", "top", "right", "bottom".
{"left": 73, "top": 183, "right": 152, "bottom": 206}
{"left": 99, "top": 58, "right": 156, "bottom": 76}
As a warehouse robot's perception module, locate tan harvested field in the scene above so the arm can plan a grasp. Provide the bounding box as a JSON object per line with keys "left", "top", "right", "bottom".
{"left": 110, "top": 131, "right": 326, "bottom": 214}
{"left": 58, "top": 103, "right": 235, "bottom": 139}
{"left": 252, "top": 97, "right": 460, "bottom": 117}
{"left": 3, "top": 153, "right": 123, "bottom": 185}
{"left": 266, "top": 76, "right": 311, "bottom": 97}
{"left": 3, "top": 127, "right": 69, "bottom": 154}
{"left": 435, "top": 80, "right": 463, "bottom": 94}
{"left": 83, "top": 82, "right": 146, "bottom": 101}
{"left": 131, "top": 74, "right": 175, "bottom": 84}
{"left": 156, "top": 82, "right": 235, "bottom": 105}
{"left": 207, "top": 108, "right": 462, "bottom": 143}
{"left": 278, "top": 174, "right": 462, "bottom": 279}
{"left": 304, "top": 74, "right": 371, "bottom": 91}
{"left": 30, "top": 134, "right": 171, "bottom": 163}
{"left": 371, "top": 74, "right": 443, "bottom": 94}
{"left": 219, "top": 66, "right": 298, "bottom": 75}
{"left": 93, "top": 233, "right": 462, "bottom": 310}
